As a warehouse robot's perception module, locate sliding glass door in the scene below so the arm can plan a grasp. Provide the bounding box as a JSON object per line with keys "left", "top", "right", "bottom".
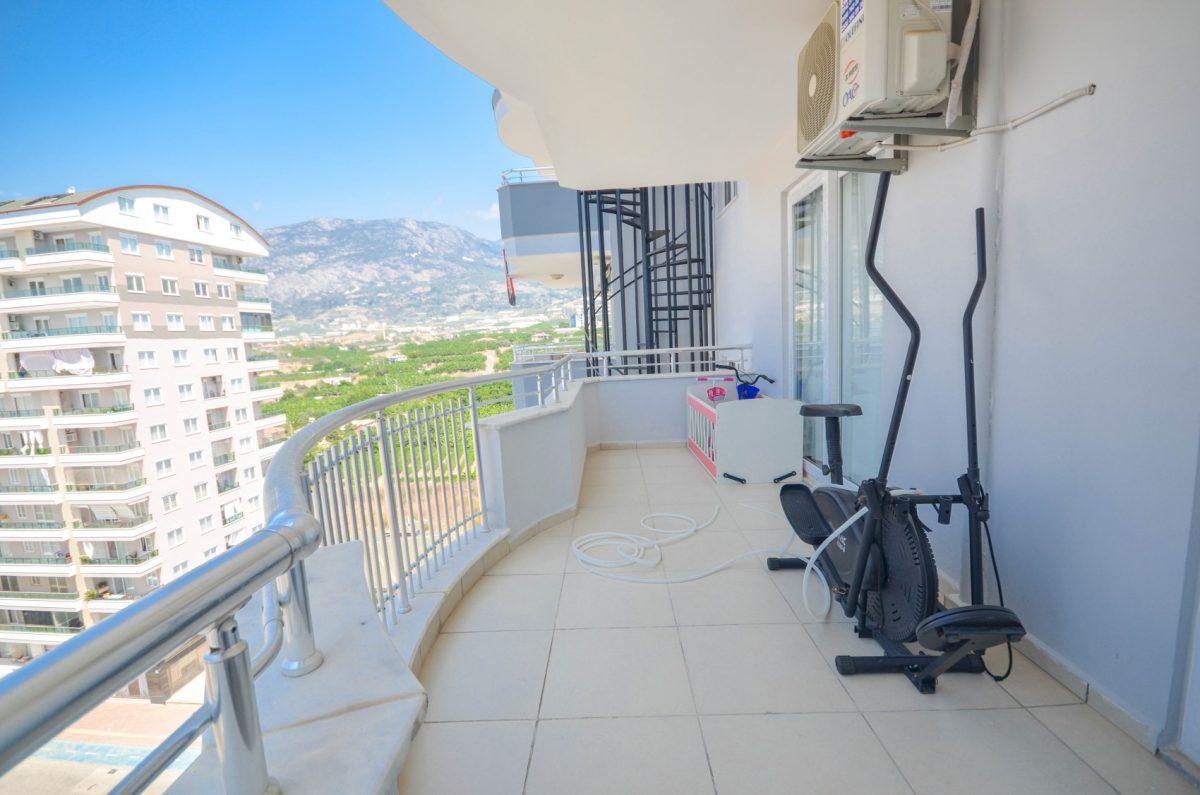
{"left": 789, "top": 172, "right": 885, "bottom": 484}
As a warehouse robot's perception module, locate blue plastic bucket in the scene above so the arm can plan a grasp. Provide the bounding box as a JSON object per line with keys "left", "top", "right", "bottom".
{"left": 737, "top": 384, "right": 760, "bottom": 400}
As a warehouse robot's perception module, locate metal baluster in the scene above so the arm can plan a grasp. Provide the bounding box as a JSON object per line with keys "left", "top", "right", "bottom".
{"left": 377, "top": 414, "right": 412, "bottom": 613}
{"left": 206, "top": 617, "right": 276, "bottom": 795}
{"left": 385, "top": 416, "right": 420, "bottom": 595}
{"left": 348, "top": 430, "right": 382, "bottom": 615}
{"left": 417, "top": 405, "right": 448, "bottom": 566}
{"left": 437, "top": 399, "right": 465, "bottom": 551}
{"left": 361, "top": 423, "right": 396, "bottom": 617}
{"left": 324, "top": 449, "right": 345, "bottom": 545}
{"left": 401, "top": 409, "right": 435, "bottom": 578}
{"left": 452, "top": 395, "right": 477, "bottom": 538}
{"left": 468, "top": 387, "right": 491, "bottom": 533}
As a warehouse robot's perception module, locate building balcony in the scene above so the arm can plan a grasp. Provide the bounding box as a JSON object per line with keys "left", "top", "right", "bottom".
{"left": 0, "top": 556, "right": 75, "bottom": 577}
{"left": 208, "top": 419, "right": 232, "bottom": 433}
{"left": 241, "top": 325, "right": 275, "bottom": 342}
{"left": 59, "top": 442, "right": 144, "bottom": 466}
{"left": 212, "top": 451, "right": 236, "bottom": 468}
{"left": 216, "top": 480, "right": 240, "bottom": 496}
{"left": 0, "top": 591, "right": 82, "bottom": 612}
{"left": 78, "top": 549, "right": 160, "bottom": 576}
{"left": 51, "top": 403, "right": 137, "bottom": 429}
{"left": 0, "top": 623, "right": 82, "bottom": 644}
{"left": 21, "top": 242, "right": 114, "bottom": 272}
{"left": 220, "top": 511, "right": 244, "bottom": 527}
{"left": 498, "top": 174, "right": 594, "bottom": 288}
{"left": 71, "top": 516, "right": 156, "bottom": 541}
{"left": 63, "top": 478, "right": 151, "bottom": 504}
{"left": 0, "top": 409, "right": 51, "bottom": 431}
{"left": 254, "top": 413, "right": 287, "bottom": 431}
{"left": 0, "top": 520, "right": 68, "bottom": 542}
{"left": 5, "top": 365, "right": 131, "bottom": 391}
{"left": 0, "top": 446, "right": 54, "bottom": 465}
{"left": 0, "top": 250, "right": 19, "bottom": 272}
{"left": 249, "top": 384, "right": 284, "bottom": 402}
{"left": 0, "top": 284, "right": 119, "bottom": 312}
{"left": 245, "top": 355, "right": 280, "bottom": 372}
{"left": 0, "top": 325, "right": 124, "bottom": 352}
{"left": 213, "top": 262, "right": 269, "bottom": 284}
{"left": 0, "top": 483, "right": 62, "bottom": 504}
{"left": 237, "top": 296, "right": 273, "bottom": 312}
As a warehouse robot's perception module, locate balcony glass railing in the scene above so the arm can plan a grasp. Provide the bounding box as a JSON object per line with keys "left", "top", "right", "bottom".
{"left": 64, "top": 478, "right": 146, "bottom": 492}
{"left": 1, "top": 284, "right": 117, "bottom": 299}
{"left": 0, "top": 520, "right": 65, "bottom": 530}
{"left": 62, "top": 442, "right": 141, "bottom": 455}
{"left": 0, "top": 555, "right": 68, "bottom": 564}
{"left": 204, "top": 390, "right": 227, "bottom": 400}
{"left": 81, "top": 549, "right": 159, "bottom": 566}
{"left": 212, "top": 261, "right": 266, "bottom": 275}
{"left": 238, "top": 295, "right": 271, "bottom": 303}
{"left": 2, "top": 325, "right": 121, "bottom": 340}
{"left": 0, "top": 623, "right": 81, "bottom": 634}
{"left": 221, "top": 512, "right": 243, "bottom": 526}
{"left": 0, "top": 409, "right": 45, "bottom": 418}
{"left": 0, "top": 484, "right": 58, "bottom": 493}
{"left": 73, "top": 516, "right": 151, "bottom": 530}
{"left": 0, "top": 250, "right": 19, "bottom": 259}
{"left": 212, "top": 452, "right": 236, "bottom": 467}
{"left": 58, "top": 403, "right": 134, "bottom": 416}
{"left": 216, "top": 481, "right": 240, "bottom": 495}
{"left": 246, "top": 353, "right": 277, "bottom": 362}
{"left": 208, "top": 420, "right": 232, "bottom": 431}
{"left": 0, "top": 591, "right": 77, "bottom": 600}
{"left": 10, "top": 366, "right": 128, "bottom": 379}
{"left": 241, "top": 325, "right": 273, "bottom": 333}
{"left": 0, "top": 447, "right": 52, "bottom": 456}
{"left": 24, "top": 242, "right": 109, "bottom": 256}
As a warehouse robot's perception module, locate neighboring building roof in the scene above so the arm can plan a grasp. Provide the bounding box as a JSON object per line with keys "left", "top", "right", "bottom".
{"left": 0, "top": 184, "right": 267, "bottom": 246}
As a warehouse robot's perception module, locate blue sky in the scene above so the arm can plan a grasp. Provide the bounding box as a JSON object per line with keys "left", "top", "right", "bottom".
{"left": 0, "top": 1, "right": 527, "bottom": 239}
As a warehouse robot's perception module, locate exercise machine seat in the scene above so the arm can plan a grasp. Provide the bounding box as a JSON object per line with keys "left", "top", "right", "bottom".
{"left": 915, "top": 605, "right": 1026, "bottom": 652}
{"left": 800, "top": 403, "right": 863, "bottom": 418}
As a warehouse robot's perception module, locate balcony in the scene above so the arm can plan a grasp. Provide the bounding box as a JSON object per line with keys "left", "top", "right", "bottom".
{"left": 72, "top": 515, "right": 155, "bottom": 541}
{"left": 21, "top": 241, "right": 114, "bottom": 272}
{"left": 254, "top": 412, "right": 287, "bottom": 431}
{"left": 0, "top": 590, "right": 82, "bottom": 611}
{"left": 237, "top": 295, "right": 273, "bottom": 312}
{"left": 213, "top": 451, "right": 236, "bottom": 468}
{"left": 220, "top": 511, "right": 244, "bottom": 526}
{"left": 241, "top": 324, "right": 275, "bottom": 342}
{"left": 249, "top": 384, "right": 284, "bottom": 401}
{"left": 0, "top": 483, "right": 61, "bottom": 504}
{"left": 0, "top": 324, "right": 124, "bottom": 351}
{"left": 0, "top": 249, "right": 19, "bottom": 271}
{"left": 498, "top": 173, "right": 593, "bottom": 287}
{"left": 213, "top": 260, "right": 269, "bottom": 284}
{"left": 0, "top": 554, "right": 74, "bottom": 576}
{"left": 0, "top": 283, "right": 119, "bottom": 312}
{"left": 208, "top": 419, "right": 232, "bottom": 433}
{"left": 6, "top": 365, "right": 131, "bottom": 391}
{"left": 246, "top": 355, "right": 280, "bottom": 372}
{"left": 79, "top": 548, "right": 160, "bottom": 576}
{"left": 59, "top": 441, "right": 143, "bottom": 465}
{"left": 0, "top": 623, "right": 82, "bottom": 643}
{"left": 63, "top": 478, "right": 151, "bottom": 504}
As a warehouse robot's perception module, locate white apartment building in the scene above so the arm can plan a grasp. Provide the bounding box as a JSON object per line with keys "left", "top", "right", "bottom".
{"left": 0, "top": 186, "right": 283, "bottom": 666}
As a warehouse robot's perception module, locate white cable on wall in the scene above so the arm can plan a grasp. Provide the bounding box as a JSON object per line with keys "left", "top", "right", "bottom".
{"left": 876, "top": 83, "right": 1097, "bottom": 154}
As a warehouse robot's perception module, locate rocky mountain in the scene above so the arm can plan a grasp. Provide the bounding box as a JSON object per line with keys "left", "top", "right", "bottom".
{"left": 261, "top": 217, "right": 567, "bottom": 330}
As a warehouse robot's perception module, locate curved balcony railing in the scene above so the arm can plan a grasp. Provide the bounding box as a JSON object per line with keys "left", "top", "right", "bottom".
{"left": 0, "top": 623, "right": 81, "bottom": 634}
{"left": 0, "top": 343, "right": 750, "bottom": 792}
{"left": 63, "top": 478, "right": 146, "bottom": 492}
{"left": 24, "top": 242, "right": 110, "bottom": 256}
{"left": 1, "top": 284, "right": 117, "bottom": 299}
{"left": 2, "top": 325, "right": 121, "bottom": 340}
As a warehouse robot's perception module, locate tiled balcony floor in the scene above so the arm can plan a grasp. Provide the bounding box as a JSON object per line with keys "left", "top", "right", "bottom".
{"left": 400, "top": 447, "right": 1193, "bottom": 794}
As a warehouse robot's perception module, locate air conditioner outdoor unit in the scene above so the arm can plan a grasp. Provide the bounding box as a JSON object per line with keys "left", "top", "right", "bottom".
{"left": 798, "top": 0, "right": 953, "bottom": 161}
{"left": 62, "top": 430, "right": 78, "bottom": 442}
{"left": 32, "top": 231, "right": 43, "bottom": 241}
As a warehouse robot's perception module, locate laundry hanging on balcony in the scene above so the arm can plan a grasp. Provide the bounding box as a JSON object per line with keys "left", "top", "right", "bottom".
{"left": 17, "top": 349, "right": 95, "bottom": 376}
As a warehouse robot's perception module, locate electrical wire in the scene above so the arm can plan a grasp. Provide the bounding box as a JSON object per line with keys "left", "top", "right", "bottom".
{"left": 980, "top": 517, "right": 1014, "bottom": 682}
{"left": 874, "top": 83, "right": 1097, "bottom": 154}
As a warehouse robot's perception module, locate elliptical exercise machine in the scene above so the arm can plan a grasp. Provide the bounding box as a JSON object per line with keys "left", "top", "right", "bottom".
{"left": 774, "top": 172, "right": 1025, "bottom": 693}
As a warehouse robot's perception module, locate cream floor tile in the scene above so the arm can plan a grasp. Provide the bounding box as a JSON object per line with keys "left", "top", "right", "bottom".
{"left": 647, "top": 480, "right": 720, "bottom": 505}
{"left": 668, "top": 568, "right": 798, "bottom": 626}
{"left": 570, "top": 505, "right": 651, "bottom": 536}
{"left": 555, "top": 572, "right": 675, "bottom": 629}
{"left": 526, "top": 717, "right": 713, "bottom": 795}
{"left": 637, "top": 448, "right": 696, "bottom": 466}
{"left": 441, "top": 574, "right": 562, "bottom": 632}
{"left": 982, "top": 644, "right": 1082, "bottom": 707}
{"left": 582, "top": 465, "right": 647, "bottom": 486}
{"left": 422, "top": 631, "right": 552, "bottom": 721}
{"left": 741, "top": 528, "right": 807, "bottom": 557}
{"left": 701, "top": 713, "right": 912, "bottom": 795}
{"left": 398, "top": 720, "right": 535, "bottom": 794}
{"left": 578, "top": 482, "right": 649, "bottom": 507}
{"left": 646, "top": 502, "right": 741, "bottom": 531}
{"left": 586, "top": 449, "right": 642, "bottom": 469}
{"left": 659, "top": 531, "right": 757, "bottom": 572}
{"left": 679, "top": 624, "right": 855, "bottom": 714}
{"left": 803, "top": 622, "right": 1020, "bottom": 711}
{"left": 724, "top": 500, "right": 791, "bottom": 531}
{"left": 641, "top": 463, "right": 714, "bottom": 485}
{"left": 714, "top": 482, "right": 789, "bottom": 503}
{"left": 766, "top": 567, "right": 853, "bottom": 624}
{"left": 487, "top": 536, "right": 570, "bottom": 575}
{"left": 537, "top": 518, "right": 575, "bottom": 537}
{"left": 867, "top": 708, "right": 1113, "bottom": 794}
{"left": 1031, "top": 704, "right": 1195, "bottom": 794}
{"left": 540, "top": 627, "right": 695, "bottom": 718}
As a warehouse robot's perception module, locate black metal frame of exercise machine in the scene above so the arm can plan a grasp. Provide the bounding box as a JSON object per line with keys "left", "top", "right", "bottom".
{"left": 773, "top": 172, "right": 1025, "bottom": 693}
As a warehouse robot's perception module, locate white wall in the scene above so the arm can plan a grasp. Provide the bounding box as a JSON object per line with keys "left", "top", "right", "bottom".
{"left": 712, "top": 0, "right": 1200, "bottom": 749}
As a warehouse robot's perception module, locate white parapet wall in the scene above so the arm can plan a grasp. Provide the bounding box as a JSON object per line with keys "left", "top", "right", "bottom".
{"left": 478, "top": 372, "right": 704, "bottom": 540}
